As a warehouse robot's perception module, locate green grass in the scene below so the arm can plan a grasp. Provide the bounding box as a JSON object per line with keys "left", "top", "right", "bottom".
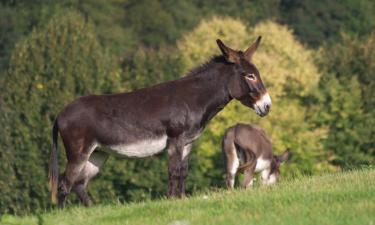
{"left": 2, "top": 169, "right": 374, "bottom": 225}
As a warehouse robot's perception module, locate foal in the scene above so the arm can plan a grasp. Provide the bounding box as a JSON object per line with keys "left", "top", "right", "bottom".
{"left": 222, "top": 123, "right": 290, "bottom": 188}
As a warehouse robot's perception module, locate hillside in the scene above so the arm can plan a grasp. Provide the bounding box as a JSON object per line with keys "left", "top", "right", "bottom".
{"left": 2, "top": 169, "right": 374, "bottom": 225}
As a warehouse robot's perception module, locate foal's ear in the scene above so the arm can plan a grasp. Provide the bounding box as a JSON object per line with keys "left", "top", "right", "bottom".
{"left": 277, "top": 148, "right": 291, "bottom": 163}
{"left": 244, "top": 36, "right": 262, "bottom": 61}
{"left": 216, "top": 39, "right": 240, "bottom": 64}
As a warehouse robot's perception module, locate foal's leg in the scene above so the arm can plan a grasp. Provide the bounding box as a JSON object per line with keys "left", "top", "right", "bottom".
{"left": 225, "top": 154, "right": 239, "bottom": 189}
{"left": 178, "top": 143, "right": 192, "bottom": 198}
{"left": 261, "top": 168, "right": 272, "bottom": 186}
{"left": 58, "top": 141, "right": 96, "bottom": 207}
{"left": 222, "top": 131, "right": 239, "bottom": 189}
{"left": 241, "top": 162, "right": 256, "bottom": 189}
{"left": 72, "top": 151, "right": 108, "bottom": 206}
{"left": 240, "top": 151, "right": 257, "bottom": 189}
{"left": 167, "top": 139, "right": 184, "bottom": 198}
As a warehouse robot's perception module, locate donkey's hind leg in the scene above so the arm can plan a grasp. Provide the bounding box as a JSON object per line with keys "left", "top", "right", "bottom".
{"left": 222, "top": 128, "right": 239, "bottom": 189}
{"left": 72, "top": 151, "right": 108, "bottom": 206}
{"left": 58, "top": 142, "right": 97, "bottom": 207}
{"left": 241, "top": 164, "right": 257, "bottom": 189}
{"left": 240, "top": 151, "right": 257, "bottom": 189}
{"left": 72, "top": 180, "right": 92, "bottom": 206}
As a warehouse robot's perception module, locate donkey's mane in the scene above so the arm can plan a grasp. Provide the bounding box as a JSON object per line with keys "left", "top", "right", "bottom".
{"left": 184, "top": 55, "right": 229, "bottom": 77}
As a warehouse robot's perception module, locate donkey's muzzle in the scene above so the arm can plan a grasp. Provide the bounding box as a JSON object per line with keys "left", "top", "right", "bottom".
{"left": 254, "top": 93, "right": 271, "bottom": 117}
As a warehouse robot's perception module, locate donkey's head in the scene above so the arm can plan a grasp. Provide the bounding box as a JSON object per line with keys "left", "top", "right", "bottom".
{"left": 217, "top": 37, "right": 271, "bottom": 117}
{"left": 265, "top": 149, "right": 291, "bottom": 185}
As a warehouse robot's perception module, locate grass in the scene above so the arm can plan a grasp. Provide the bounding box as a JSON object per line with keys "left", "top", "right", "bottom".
{"left": 1, "top": 169, "right": 374, "bottom": 225}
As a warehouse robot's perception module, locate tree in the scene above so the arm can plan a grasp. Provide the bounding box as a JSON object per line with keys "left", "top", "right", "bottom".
{"left": 122, "top": 47, "right": 183, "bottom": 90}
{"left": 313, "top": 75, "right": 373, "bottom": 166}
{"left": 123, "top": 0, "right": 179, "bottom": 47}
{"left": 315, "top": 33, "right": 375, "bottom": 167}
{"left": 280, "top": 0, "right": 375, "bottom": 47}
{"left": 0, "top": 91, "right": 17, "bottom": 214}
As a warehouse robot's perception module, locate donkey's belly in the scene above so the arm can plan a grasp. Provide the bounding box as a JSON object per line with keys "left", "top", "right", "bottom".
{"left": 107, "top": 135, "right": 168, "bottom": 158}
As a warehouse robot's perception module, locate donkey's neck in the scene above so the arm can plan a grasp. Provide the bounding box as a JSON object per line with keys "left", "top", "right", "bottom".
{"left": 182, "top": 60, "right": 233, "bottom": 127}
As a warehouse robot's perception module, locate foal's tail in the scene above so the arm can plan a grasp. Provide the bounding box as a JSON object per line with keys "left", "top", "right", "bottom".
{"left": 48, "top": 119, "right": 59, "bottom": 204}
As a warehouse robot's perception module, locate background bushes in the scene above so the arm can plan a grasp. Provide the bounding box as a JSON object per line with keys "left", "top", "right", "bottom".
{"left": 0, "top": 0, "right": 374, "bottom": 215}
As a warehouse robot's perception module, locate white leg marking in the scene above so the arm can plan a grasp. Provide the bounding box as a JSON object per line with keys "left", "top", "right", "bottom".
{"left": 230, "top": 149, "right": 240, "bottom": 175}
{"left": 182, "top": 144, "right": 192, "bottom": 160}
{"left": 266, "top": 173, "right": 277, "bottom": 185}
{"left": 78, "top": 151, "right": 108, "bottom": 181}
{"left": 261, "top": 168, "right": 271, "bottom": 186}
{"left": 227, "top": 143, "right": 239, "bottom": 188}
{"left": 228, "top": 176, "right": 235, "bottom": 189}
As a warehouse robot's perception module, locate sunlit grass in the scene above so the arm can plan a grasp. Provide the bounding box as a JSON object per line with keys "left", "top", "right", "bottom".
{"left": 2, "top": 169, "right": 374, "bottom": 225}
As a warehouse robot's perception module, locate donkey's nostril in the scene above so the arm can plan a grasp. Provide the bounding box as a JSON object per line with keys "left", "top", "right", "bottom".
{"left": 265, "top": 103, "right": 271, "bottom": 111}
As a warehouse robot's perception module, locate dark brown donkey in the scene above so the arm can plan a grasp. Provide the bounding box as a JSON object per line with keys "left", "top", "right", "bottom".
{"left": 222, "top": 123, "right": 290, "bottom": 188}
{"left": 49, "top": 37, "right": 272, "bottom": 207}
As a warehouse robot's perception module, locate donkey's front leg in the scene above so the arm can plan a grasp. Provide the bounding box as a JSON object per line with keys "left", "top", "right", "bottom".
{"left": 167, "top": 139, "right": 183, "bottom": 198}
{"left": 178, "top": 144, "right": 192, "bottom": 198}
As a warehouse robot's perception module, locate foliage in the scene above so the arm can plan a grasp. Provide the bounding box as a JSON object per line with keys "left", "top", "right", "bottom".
{"left": 68, "top": 0, "right": 137, "bottom": 58}
{"left": 122, "top": 47, "right": 183, "bottom": 90}
{"left": 313, "top": 75, "right": 373, "bottom": 166}
{"left": 313, "top": 33, "right": 375, "bottom": 166}
{"left": 280, "top": 0, "right": 375, "bottom": 47}
{"left": 0, "top": 92, "right": 16, "bottom": 215}
{"left": 190, "top": 0, "right": 280, "bottom": 26}
{"left": 0, "top": 0, "right": 62, "bottom": 71}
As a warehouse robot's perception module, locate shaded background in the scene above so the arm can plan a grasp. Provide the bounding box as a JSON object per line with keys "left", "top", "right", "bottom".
{"left": 0, "top": 0, "right": 374, "bottom": 215}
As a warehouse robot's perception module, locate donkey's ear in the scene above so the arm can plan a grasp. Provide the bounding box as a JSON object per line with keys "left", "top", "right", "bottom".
{"left": 216, "top": 39, "right": 240, "bottom": 64}
{"left": 244, "top": 36, "right": 262, "bottom": 61}
{"left": 277, "top": 148, "right": 291, "bottom": 163}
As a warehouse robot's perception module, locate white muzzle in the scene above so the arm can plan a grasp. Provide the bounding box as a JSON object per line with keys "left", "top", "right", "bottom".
{"left": 253, "top": 93, "right": 272, "bottom": 117}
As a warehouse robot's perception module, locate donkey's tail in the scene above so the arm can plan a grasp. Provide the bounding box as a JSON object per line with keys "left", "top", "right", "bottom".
{"left": 48, "top": 119, "right": 59, "bottom": 204}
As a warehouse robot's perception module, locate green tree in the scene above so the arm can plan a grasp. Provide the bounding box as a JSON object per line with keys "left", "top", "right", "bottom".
{"left": 0, "top": 0, "right": 62, "bottom": 72}
{"left": 67, "top": 0, "right": 137, "bottom": 58}
{"left": 315, "top": 33, "right": 375, "bottom": 166}
{"left": 190, "top": 0, "right": 280, "bottom": 25}
{"left": 123, "top": 0, "right": 179, "bottom": 47}
{"left": 122, "top": 47, "right": 183, "bottom": 90}
{"left": 313, "top": 75, "right": 373, "bottom": 166}
{"left": 0, "top": 91, "right": 17, "bottom": 214}
{"left": 280, "top": 0, "right": 375, "bottom": 47}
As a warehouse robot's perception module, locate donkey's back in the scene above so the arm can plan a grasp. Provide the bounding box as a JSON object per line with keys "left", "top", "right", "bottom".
{"left": 223, "top": 123, "right": 273, "bottom": 159}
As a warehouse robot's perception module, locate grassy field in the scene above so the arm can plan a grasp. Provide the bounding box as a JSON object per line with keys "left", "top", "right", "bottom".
{"left": 2, "top": 169, "right": 374, "bottom": 225}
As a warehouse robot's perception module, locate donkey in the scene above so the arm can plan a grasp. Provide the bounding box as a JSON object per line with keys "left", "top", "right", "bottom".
{"left": 49, "top": 36, "right": 272, "bottom": 207}
{"left": 222, "top": 123, "right": 290, "bottom": 189}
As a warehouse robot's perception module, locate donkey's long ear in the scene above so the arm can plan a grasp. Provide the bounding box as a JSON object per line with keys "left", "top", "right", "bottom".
{"left": 216, "top": 39, "right": 240, "bottom": 64}
{"left": 277, "top": 148, "right": 291, "bottom": 163}
{"left": 244, "top": 36, "right": 262, "bottom": 61}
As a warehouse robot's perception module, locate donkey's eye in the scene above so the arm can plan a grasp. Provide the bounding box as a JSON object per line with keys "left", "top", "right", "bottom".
{"left": 245, "top": 73, "right": 256, "bottom": 81}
